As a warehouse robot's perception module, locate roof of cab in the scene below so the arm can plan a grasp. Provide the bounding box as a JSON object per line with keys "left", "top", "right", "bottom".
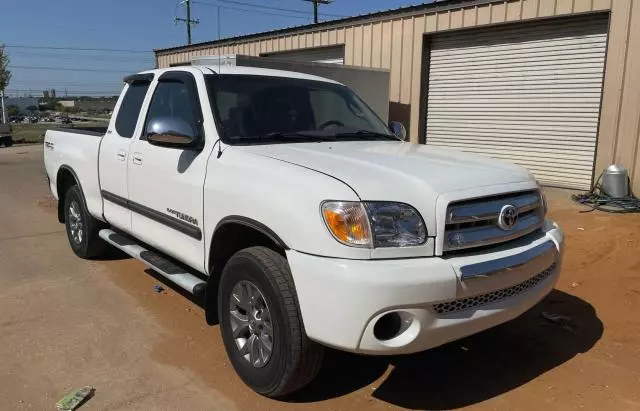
{"left": 134, "top": 65, "right": 339, "bottom": 85}
{"left": 198, "top": 65, "right": 341, "bottom": 84}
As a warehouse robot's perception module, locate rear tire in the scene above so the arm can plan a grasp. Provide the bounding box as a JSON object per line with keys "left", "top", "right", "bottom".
{"left": 64, "top": 185, "right": 107, "bottom": 259}
{"left": 218, "top": 246, "right": 324, "bottom": 398}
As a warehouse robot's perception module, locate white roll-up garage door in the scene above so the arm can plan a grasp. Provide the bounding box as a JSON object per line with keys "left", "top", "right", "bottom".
{"left": 425, "top": 15, "right": 608, "bottom": 189}
{"left": 263, "top": 46, "right": 345, "bottom": 64}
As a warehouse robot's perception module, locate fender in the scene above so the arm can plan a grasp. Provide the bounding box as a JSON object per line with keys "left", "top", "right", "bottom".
{"left": 213, "top": 215, "right": 289, "bottom": 250}
{"left": 56, "top": 165, "right": 84, "bottom": 223}
{"left": 205, "top": 216, "right": 289, "bottom": 325}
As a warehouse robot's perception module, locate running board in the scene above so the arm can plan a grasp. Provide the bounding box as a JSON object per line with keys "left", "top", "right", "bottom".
{"left": 99, "top": 229, "right": 206, "bottom": 296}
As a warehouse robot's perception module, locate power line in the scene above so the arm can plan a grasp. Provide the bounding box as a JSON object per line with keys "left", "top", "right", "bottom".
{"left": 193, "top": 2, "right": 312, "bottom": 20}
{"left": 10, "top": 50, "right": 154, "bottom": 61}
{"left": 6, "top": 89, "right": 120, "bottom": 93}
{"left": 0, "top": 18, "right": 156, "bottom": 36}
{"left": 9, "top": 65, "right": 134, "bottom": 73}
{"left": 193, "top": 0, "right": 344, "bottom": 17}
{"left": 9, "top": 55, "right": 154, "bottom": 65}
{"left": 10, "top": 82, "right": 121, "bottom": 87}
{"left": 6, "top": 86, "right": 120, "bottom": 90}
{"left": 4, "top": 45, "right": 151, "bottom": 54}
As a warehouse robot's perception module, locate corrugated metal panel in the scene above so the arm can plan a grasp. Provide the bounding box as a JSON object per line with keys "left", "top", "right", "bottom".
{"left": 426, "top": 15, "right": 609, "bottom": 189}
{"left": 262, "top": 46, "right": 344, "bottom": 64}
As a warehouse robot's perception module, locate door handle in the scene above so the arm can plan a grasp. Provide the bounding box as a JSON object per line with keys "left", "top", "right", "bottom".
{"left": 132, "top": 152, "right": 143, "bottom": 165}
{"left": 116, "top": 150, "right": 126, "bottom": 161}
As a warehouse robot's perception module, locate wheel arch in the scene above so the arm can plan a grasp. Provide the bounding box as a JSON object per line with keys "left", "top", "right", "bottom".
{"left": 56, "top": 165, "right": 83, "bottom": 223}
{"left": 204, "top": 216, "right": 289, "bottom": 325}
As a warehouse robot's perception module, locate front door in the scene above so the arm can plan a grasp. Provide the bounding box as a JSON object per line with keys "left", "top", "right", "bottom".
{"left": 99, "top": 77, "right": 152, "bottom": 232}
{"left": 127, "top": 71, "right": 208, "bottom": 272}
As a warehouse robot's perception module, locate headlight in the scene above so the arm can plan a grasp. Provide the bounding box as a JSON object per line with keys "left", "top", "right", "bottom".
{"left": 321, "top": 201, "right": 427, "bottom": 248}
{"left": 365, "top": 202, "right": 427, "bottom": 247}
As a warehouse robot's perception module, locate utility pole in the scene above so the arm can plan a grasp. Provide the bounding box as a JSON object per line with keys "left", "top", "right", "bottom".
{"left": 1, "top": 90, "right": 6, "bottom": 124}
{"left": 176, "top": 0, "right": 200, "bottom": 45}
{"left": 301, "top": 0, "right": 332, "bottom": 24}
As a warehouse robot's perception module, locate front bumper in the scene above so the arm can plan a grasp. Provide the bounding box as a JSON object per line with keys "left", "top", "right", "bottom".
{"left": 287, "top": 219, "right": 564, "bottom": 355}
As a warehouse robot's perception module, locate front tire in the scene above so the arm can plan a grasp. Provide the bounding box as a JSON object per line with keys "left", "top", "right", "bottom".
{"left": 64, "top": 185, "right": 106, "bottom": 259}
{"left": 218, "top": 246, "right": 324, "bottom": 398}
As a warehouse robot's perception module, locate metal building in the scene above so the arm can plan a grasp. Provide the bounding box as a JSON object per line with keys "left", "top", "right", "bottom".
{"left": 155, "top": 0, "right": 640, "bottom": 192}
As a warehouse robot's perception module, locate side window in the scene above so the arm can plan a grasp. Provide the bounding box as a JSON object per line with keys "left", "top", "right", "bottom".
{"left": 144, "top": 74, "right": 202, "bottom": 140}
{"left": 115, "top": 81, "right": 150, "bottom": 138}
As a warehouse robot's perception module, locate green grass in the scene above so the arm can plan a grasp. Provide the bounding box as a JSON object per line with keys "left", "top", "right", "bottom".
{"left": 92, "top": 113, "right": 113, "bottom": 120}
{"left": 11, "top": 122, "right": 109, "bottom": 144}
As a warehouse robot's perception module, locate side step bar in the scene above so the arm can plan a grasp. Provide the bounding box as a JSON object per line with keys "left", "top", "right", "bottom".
{"left": 99, "top": 229, "right": 206, "bottom": 296}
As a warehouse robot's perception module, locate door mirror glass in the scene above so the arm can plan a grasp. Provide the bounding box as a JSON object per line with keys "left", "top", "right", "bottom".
{"left": 389, "top": 121, "right": 407, "bottom": 141}
{"left": 146, "top": 117, "right": 198, "bottom": 148}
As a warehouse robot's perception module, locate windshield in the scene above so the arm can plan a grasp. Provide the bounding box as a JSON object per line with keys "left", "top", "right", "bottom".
{"left": 205, "top": 74, "right": 394, "bottom": 143}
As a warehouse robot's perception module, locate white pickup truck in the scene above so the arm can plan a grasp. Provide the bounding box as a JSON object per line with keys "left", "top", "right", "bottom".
{"left": 44, "top": 65, "right": 564, "bottom": 397}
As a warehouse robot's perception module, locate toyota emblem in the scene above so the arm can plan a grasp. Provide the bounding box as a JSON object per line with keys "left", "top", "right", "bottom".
{"left": 498, "top": 204, "right": 518, "bottom": 231}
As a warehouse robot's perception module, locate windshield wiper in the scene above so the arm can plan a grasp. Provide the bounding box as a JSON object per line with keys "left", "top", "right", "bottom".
{"left": 262, "top": 131, "right": 337, "bottom": 141}
{"left": 227, "top": 131, "right": 337, "bottom": 143}
{"left": 227, "top": 130, "right": 398, "bottom": 144}
{"left": 332, "top": 130, "right": 400, "bottom": 141}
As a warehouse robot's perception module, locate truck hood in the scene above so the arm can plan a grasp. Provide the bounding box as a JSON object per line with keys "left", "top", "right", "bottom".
{"left": 237, "top": 141, "right": 535, "bottom": 230}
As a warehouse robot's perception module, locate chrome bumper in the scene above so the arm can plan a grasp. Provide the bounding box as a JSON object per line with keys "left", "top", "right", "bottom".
{"left": 459, "top": 241, "right": 557, "bottom": 281}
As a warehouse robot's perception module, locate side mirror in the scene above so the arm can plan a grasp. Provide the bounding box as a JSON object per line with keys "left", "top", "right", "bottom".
{"left": 389, "top": 121, "right": 408, "bottom": 141}
{"left": 146, "top": 117, "right": 200, "bottom": 149}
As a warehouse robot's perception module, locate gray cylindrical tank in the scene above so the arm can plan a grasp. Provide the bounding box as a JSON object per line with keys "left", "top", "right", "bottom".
{"left": 601, "top": 164, "right": 629, "bottom": 198}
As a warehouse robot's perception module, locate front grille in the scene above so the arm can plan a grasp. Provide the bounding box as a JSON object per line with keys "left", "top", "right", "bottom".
{"left": 432, "top": 263, "right": 556, "bottom": 315}
{"left": 444, "top": 190, "right": 544, "bottom": 253}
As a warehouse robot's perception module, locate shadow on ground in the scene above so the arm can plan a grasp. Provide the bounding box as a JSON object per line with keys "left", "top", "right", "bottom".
{"left": 92, "top": 247, "right": 132, "bottom": 262}
{"left": 144, "top": 268, "right": 206, "bottom": 309}
{"left": 286, "top": 290, "right": 602, "bottom": 409}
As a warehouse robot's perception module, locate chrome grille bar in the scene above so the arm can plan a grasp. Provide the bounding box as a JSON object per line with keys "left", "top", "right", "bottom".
{"left": 444, "top": 190, "right": 544, "bottom": 252}
{"left": 447, "top": 191, "right": 541, "bottom": 224}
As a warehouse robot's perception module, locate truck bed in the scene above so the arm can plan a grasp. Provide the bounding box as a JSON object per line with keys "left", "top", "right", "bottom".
{"left": 49, "top": 126, "right": 108, "bottom": 135}
{"left": 43, "top": 128, "right": 105, "bottom": 221}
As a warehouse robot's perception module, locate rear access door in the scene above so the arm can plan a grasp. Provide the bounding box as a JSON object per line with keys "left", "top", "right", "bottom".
{"left": 99, "top": 74, "right": 153, "bottom": 232}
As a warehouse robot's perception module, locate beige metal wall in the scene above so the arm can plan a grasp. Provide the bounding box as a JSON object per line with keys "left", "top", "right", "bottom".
{"left": 157, "top": 0, "right": 640, "bottom": 192}
{"left": 595, "top": 0, "right": 640, "bottom": 192}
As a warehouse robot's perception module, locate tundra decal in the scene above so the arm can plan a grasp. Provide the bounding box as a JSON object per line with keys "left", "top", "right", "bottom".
{"left": 166, "top": 208, "right": 198, "bottom": 226}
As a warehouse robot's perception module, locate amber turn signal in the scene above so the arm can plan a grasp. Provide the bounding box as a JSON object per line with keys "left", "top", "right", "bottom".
{"left": 321, "top": 201, "right": 372, "bottom": 247}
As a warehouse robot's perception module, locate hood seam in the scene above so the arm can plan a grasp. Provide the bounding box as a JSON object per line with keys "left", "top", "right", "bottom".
{"left": 260, "top": 154, "right": 363, "bottom": 201}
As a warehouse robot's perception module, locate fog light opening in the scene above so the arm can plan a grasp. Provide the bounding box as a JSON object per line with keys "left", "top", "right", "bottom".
{"left": 373, "top": 312, "right": 403, "bottom": 341}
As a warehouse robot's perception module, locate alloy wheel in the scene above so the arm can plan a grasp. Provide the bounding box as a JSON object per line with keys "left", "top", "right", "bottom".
{"left": 229, "top": 280, "right": 274, "bottom": 368}
{"left": 68, "top": 200, "right": 83, "bottom": 245}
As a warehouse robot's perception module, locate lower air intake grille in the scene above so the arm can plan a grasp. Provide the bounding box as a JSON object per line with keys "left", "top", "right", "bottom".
{"left": 432, "top": 263, "right": 556, "bottom": 315}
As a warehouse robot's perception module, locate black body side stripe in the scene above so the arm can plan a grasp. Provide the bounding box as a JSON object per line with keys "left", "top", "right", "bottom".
{"left": 101, "top": 190, "right": 128, "bottom": 208}
{"left": 101, "top": 190, "right": 202, "bottom": 241}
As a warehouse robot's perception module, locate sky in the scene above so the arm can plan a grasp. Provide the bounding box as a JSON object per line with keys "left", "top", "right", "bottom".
{"left": 0, "top": 0, "right": 423, "bottom": 97}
